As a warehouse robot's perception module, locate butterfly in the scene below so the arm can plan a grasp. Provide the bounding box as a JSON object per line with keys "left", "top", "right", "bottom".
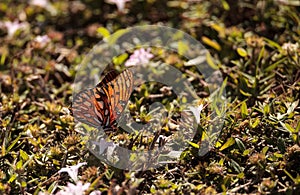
{"left": 73, "top": 68, "right": 134, "bottom": 132}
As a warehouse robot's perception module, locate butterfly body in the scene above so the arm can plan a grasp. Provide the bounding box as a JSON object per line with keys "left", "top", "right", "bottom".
{"left": 73, "top": 69, "right": 134, "bottom": 131}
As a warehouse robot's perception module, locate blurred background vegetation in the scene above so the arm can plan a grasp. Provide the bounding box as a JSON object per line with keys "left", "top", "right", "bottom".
{"left": 0, "top": 0, "right": 299, "bottom": 194}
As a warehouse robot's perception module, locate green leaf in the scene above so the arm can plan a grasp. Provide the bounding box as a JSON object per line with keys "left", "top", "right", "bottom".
{"left": 296, "top": 121, "right": 300, "bottom": 132}
{"left": 280, "top": 122, "right": 296, "bottom": 133}
{"left": 130, "top": 153, "right": 137, "bottom": 161}
{"left": 113, "top": 53, "right": 128, "bottom": 65}
{"left": 256, "top": 46, "right": 265, "bottom": 65}
{"left": 274, "top": 153, "right": 283, "bottom": 159}
{"left": 262, "top": 146, "right": 269, "bottom": 155}
{"left": 221, "top": 0, "right": 230, "bottom": 10}
{"left": 188, "top": 141, "right": 200, "bottom": 149}
{"left": 284, "top": 169, "right": 296, "bottom": 183}
{"left": 178, "top": 41, "right": 189, "bottom": 56}
{"left": 104, "top": 170, "right": 114, "bottom": 180}
{"left": 241, "top": 72, "right": 255, "bottom": 84}
{"left": 239, "top": 89, "right": 252, "bottom": 97}
{"left": 235, "top": 138, "right": 245, "bottom": 152}
{"left": 8, "top": 173, "right": 18, "bottom": 183}
{"left": 215, "top": 141, "right": 222, "bottom": 148}
{"left": 219, "top": 158, "right": 225, "bottom": 166}
{"left": 263, "top": 104, "right": 270, "bottom": 115}
{"left": 243, "top": 149, "right": 251, "bottom": 156}
{"left": 97, "top": 27, "right": 110, "bottom": 38}
{"left": 202, "top": 36, "right": 221, "bottom": 51}
{"left": 150, "top": 186, "right": 157, "bottom": 194}
{"left": 16, "top": 160, "right": 23, "bottom": 170}
{"left": 218, "top": 77, "right": 228, "bottom": 98}
{"left": 230, "top": 159, "right": 243, "bottom": 173}
{"left": 264, "top": 38, "right": 281, "bottom": 50}
{"left": 21, "top": 181, "right": 27, "bottom": 188}
{"left": 241, "top": 101, "right": 249, "bottom": 119}
{"left": 250, "top": 117, "right": 260, "bottom": 128}
{"left": 107, "top": 29, "right": 127, "bottom": 45}
{"left": 237, "top": 47, "right": 247, "bottom": 57}
{"left": 0, "top": 54, "right": 6, "bottom": 65}
{"left": 264, "top": 57, "right": 287, "bottom": 72}
{"left": 20, "top": 149, "right": 29, "bottom": 161}
{"left": 220, "top": 137, "right": 235, "bottom": 151}
{"left": 206, "top": 52, "right": 219, "bottom": 70}
{"left": 52, "top": 159, "right": 60, "bottom": 165}
{"left": 7, "top": 134, "right": 22, "bottom": 154}
{"left": 237, "top": 172, "right": 245, "bottom": 179}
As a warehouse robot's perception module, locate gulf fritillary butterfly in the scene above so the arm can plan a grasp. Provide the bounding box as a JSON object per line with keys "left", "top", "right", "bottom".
{"left": 73, "top": 68, "right": 134, "bottom": 132}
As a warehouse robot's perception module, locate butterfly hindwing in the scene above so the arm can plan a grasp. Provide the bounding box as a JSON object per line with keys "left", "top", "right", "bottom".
{"left": 73, "top": 88, "right": 103, "bottom": 128}
{"left": 73, "top": 68, "right": 134, "bottom": 132}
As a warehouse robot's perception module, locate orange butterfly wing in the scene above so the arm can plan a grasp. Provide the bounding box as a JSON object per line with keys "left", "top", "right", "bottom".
{"left": 73, "top": 69, "right": 134, "bottom": 131}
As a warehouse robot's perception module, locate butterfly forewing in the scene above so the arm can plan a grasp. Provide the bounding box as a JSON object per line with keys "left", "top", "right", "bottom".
{"left": 96, "top": 69, "right": 134, "bottom": 126}
{"left": 96, "top": 70, "right": 119, "bottom": 87}
{"left": 73, "top": 69, "right": 134, "bottom": 132}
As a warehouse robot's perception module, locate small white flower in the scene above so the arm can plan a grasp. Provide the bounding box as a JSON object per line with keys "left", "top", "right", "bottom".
{"left": 0, "top": 21, "right": 28, "bottom": 38}
{"left": 89, "top": 190, "right": 102, "bottom": 195}
{"left": 125, "top": 48, "right": 154, "bottom": 67}
{"left": 29, "top": 0, "right": 57, "bottom": 15}
{"left": 34, "top": 35, "right": 51, "bottom": 48}
{"left": 282, "top": 42, "right": 299, "bottom": 54}
{"left": 35, "top": 35, "right": 50, "bottom": 43}
{"left": 58, "top": 162, "right": 87, "bottom": 182}
{"left": 189, "top": 104, "right": 204, "bottom": 124}
{"left": 56, "top": 181, "right": 90, "bottom": 195}
{"left": 106, "top": 0, "right": 131, "bottom": 12}
{"left": 30, "top": 0, "right": 48, "bottom": 7}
